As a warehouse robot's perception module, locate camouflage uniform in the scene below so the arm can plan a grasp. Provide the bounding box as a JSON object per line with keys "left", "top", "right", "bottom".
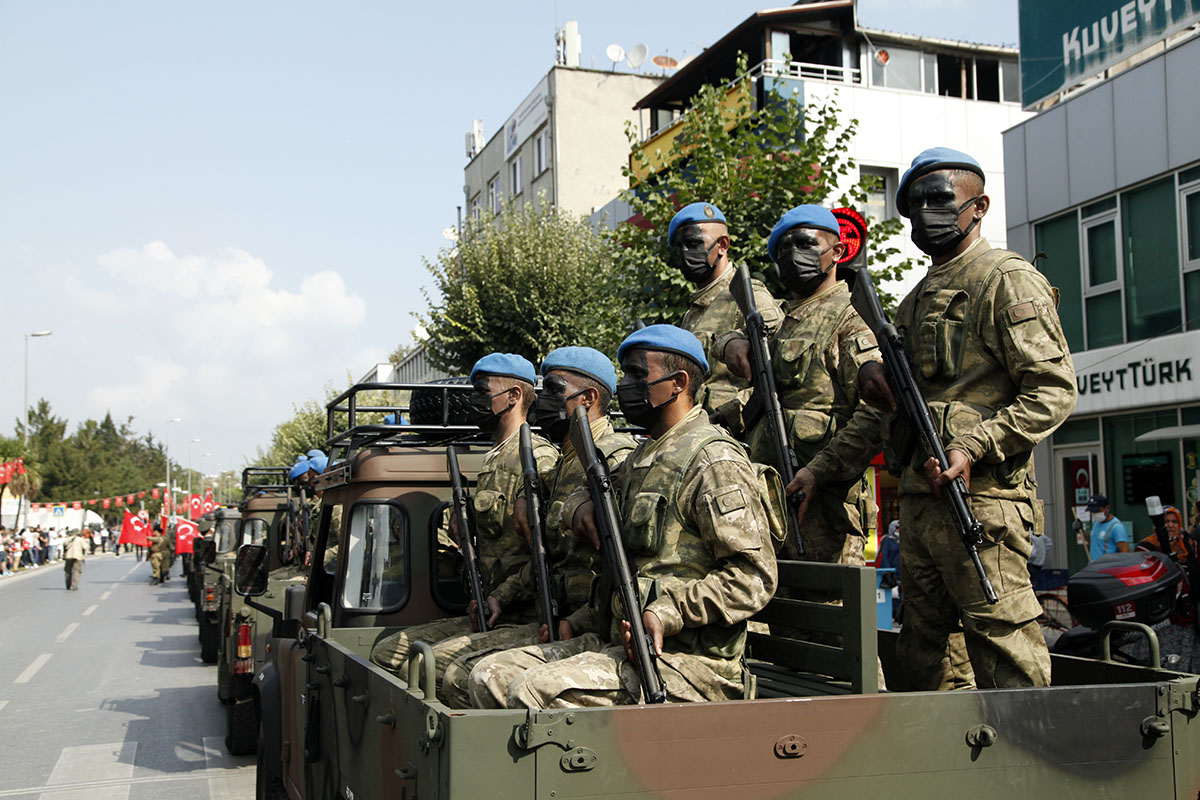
{"left": 441, "top": 417, "right": 637, "bottom": 707}
{"left": 683, "top": 267, "right": 783, "bottom": 432}
{"left": 148, "top": 534, "right": 168, "bottom": 583}
{"left": 807, "top": 239, "right": 1076, "bottom": 689}
{"left": 470, "top": 405, "right": 777, "bottom": 709}
{"left": 369, "top": 428, "right": 557, "bottom": 695}
{"left": 733, "top": 281, "right": 880, "bottom": 566}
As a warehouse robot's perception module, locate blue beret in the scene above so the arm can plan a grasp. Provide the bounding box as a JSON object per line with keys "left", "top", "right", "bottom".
{"left": 470, "top": 353, "right": 537, "bottom": 385}
{"left": 767, "top": 205, "right": 841, "bottom": 263}
{"left": 288, "top": 460, "right": 310, "bottom": 481}
{"left": 306, "top": 449, "right": 325, "bottom": 459}
{"left": 307, "top": 454, "right": 329, "bottom": 475}
{"left": 617, "top": 324, "right": 709, "bottom": 374}
{"left": 540, "top": 346, "right": 617, "bottom": 394}
{"left": 896, "top": 147, "right": 985, "bottom": 217}
{"left": 294, "top": 454, "right": 307, "bottom": 463}
{"left": 667, "top": 202, "right": 727, "bottom": 245}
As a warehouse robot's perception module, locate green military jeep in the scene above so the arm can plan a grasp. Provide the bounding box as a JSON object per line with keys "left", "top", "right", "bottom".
{"left": 237, "top": 381, "right": 1200, "bottom": 800}
{"left": 198, "top": 507, "right": 241, "bottom": 663}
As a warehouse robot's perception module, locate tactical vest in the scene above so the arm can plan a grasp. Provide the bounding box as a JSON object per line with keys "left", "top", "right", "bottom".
{"left": 894, "top": 245, "right": 1033, "bottom": 496}
{"left": 681, "top": 268, "right": 751, "bottom": 415}
{"left": 616, "top": 418, "right": 749, "bottom": 661}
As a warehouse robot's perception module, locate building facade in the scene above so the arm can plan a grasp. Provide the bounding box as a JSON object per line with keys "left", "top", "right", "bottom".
{"left": 1004, "top": 29, "right": 1200, "bottom": 573}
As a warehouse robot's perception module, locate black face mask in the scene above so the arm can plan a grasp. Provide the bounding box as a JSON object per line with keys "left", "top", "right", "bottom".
{"left": 778, "top": 244, "right": 834, "bottom": 296}
{"left": 617, "top": 372, "right": 680, "bottom": 429}
{"left": 531, "top": 387, "right": 585, "bottom": 442}
{"left": 466, "top": 389, "right": 510, "bottom": 432}
{"left": 672, "top": 239, "right": 720, "bottom": 284}
{"left": 910, "top": 195, "right": 981, "bottom": 257}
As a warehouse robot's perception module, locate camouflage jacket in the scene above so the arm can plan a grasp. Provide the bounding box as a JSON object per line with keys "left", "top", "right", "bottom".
{"left": 741, "top": 282, "right": 879, "bottom": 470}
{"left": 474, "top": 427, "right": 558, "bottom": 592}
{"left": 490, "top": 417, "right": 637, "bottom": 615}
{"left": 807, "top": 239, "right": 1077, "bottom": 499}
{"left": 681, "top": 266, "right": 784, "bottom": 427}
{"left": 566, "top": 406, "right": 777, "bottom": 663}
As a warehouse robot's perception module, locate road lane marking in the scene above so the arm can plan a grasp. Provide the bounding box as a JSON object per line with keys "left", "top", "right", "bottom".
{"left": 0, "top": 700, "right": 8, "bottom": 713}
{"left": 14, "top": 653, "right": 52, "bottom": 684}
{"left": 56, "top": 623, "right": 79, "bottom": 642}
{"left": 109, "top": 583, "right": 119, "bottom": 590}
{"left": 99, "top": 591, "right": 111, "bottom": 600}
{"left": 48, "top": 741, "right": 136, "bottom": 785}
{"left": 0, "top": 771, "right": 250, "bottom": 798}
{"left": 83, "top": 605, "right": 98, "bottom": 616}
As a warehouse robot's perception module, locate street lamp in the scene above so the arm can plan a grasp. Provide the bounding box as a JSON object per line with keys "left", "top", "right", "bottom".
{"left": 23, "top": 330, "right": 52, "bottom": 445}
{"left": 187, "top": 438, "right": 200, "bottom": 498}
{"left": 165, "top": 418, "right": 182, "bottom": 520}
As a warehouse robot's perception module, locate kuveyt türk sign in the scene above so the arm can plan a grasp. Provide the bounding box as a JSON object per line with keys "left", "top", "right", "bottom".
{"left": 1071, "top": 328, "right": 1200, "bottom": 414}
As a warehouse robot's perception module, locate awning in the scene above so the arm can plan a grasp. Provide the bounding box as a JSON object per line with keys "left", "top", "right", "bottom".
{"left": 1134, "top": 425, "right": 1200, "bottom": 442}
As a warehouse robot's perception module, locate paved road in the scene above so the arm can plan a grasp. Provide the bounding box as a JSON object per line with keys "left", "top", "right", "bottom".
{"left": 0, "top": 552, "right": 254, "bottom": 799}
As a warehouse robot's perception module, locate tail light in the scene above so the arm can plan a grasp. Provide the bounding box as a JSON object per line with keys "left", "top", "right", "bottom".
{"left": 1099, "top": 555, "right": 1169, "bottom": 587}
{"left": 237, "top": 623, "right": 253, "bottom": 658}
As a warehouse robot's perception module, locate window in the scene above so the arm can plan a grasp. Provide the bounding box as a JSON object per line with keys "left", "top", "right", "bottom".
{"left": 1001, "top": 60, "right": 1020, "bottom": 103}
{"left": 242, "top": 518, "right": 268, "bottom": 547}
{"left": 341, "top": 502, "right": 408, "bottom": 612}
{"left": 1034, "top": 211, "right": 1085, "bottom": 352}
{"left": 534, "top": 129, "right": 550, "bottom": 175}
{"left": 937, "top": 54, "right": 973, "bottom": 99}
{"left": 1181, "top": 173, "right": 1200, "bottom": 330}
{"left": 1121, "top": 177, "right": 1180, "bottom": 342}
{"left": 860, "top": 166, "right": 898, "bottom": 221}
{"left": 870, "top": 46, "right": 921, "bottom": 92}
{"left": 975, "top": 58, "right": 1000, "bottom": 102}
{"left": 1082, "top": 202, "right": 1123, "bottom": 349}
{"left": 488, "top": 176, "right": 500, "bottom": 215}
{"left": 215, "top": 520, "right": 236, "bottom": 553}
{"left": 510, "top": 155, "right": 523, "bottom": 196}
{"left": 470, "top": 193, "right": 481, "bottom": 222}
{"left": 429, "top": 500, "right": 467, "bottom": 612}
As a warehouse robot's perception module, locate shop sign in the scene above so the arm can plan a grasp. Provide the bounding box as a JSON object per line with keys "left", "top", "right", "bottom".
{"left": 1072, "top": 328, "right": 1200, "bottom": 414}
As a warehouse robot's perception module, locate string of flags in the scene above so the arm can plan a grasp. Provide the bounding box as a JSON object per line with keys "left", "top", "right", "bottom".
{"left": 117, "top": 509, "right": 200, "bottom": 553}
{"left": 0, "top": 458, "right": 27, "bottom": 483}
{"left": 30, "top": 486, "right": 218, "bottom": 520}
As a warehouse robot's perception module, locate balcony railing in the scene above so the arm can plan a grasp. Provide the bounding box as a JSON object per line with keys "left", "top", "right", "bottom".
{"left": 748, "top": 58, "right": 862, "bottom": 85}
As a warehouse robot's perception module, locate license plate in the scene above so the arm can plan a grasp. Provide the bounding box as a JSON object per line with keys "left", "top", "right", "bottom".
{"left": 1113, "top": 601, "right": 1136, "bottom": 620}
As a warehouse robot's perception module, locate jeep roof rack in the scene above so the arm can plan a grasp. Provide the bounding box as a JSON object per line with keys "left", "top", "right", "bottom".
{"left": 241, "top": 467, "right": 291, "bottom": 496}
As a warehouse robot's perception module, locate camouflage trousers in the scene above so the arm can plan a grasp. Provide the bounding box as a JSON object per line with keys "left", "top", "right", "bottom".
{"left": 369, "top": 616, "right": 475, "bottom": 697}
{"left": 440, "top": 623, "right": 541, "bottom": 708}
{"left": 149, "top": 552, "right": 165, "bottom": 581}
{"left": 898, "top": 493, "right": 1049, "bottom": 690}
{"left": 469, "top": 633, "right": 747, "bottom": 710}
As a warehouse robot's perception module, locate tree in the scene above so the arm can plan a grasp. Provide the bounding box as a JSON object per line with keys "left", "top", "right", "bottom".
{"left": 612, "top": 53, "right": 916, "bottom": 323}
{"left": 420, "top": 195, "right": 629, "bottom": 375}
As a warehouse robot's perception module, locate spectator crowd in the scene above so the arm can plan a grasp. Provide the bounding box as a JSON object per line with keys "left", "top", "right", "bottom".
{"left": 0, "top": 524, "right": 125, "bottom": 576}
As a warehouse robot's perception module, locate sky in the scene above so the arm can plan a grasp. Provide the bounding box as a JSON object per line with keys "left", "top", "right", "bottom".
{"left": 0, "top": 0, "right": 1018, "bottom": 474}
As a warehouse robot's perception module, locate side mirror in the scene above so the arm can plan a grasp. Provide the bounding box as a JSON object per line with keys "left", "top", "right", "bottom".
{"left": 235, "top": 543, "right": 269, "bottom": 596}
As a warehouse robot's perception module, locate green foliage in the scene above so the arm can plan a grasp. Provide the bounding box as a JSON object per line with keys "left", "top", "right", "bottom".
{"left": 612, "top": 53, "right": 915, "bottom": 322}
{"left": 253, "top": 383, "right": 398, "bottom": 468}
{"left": 419, "top": 195, "right": 629, "bottom": 375}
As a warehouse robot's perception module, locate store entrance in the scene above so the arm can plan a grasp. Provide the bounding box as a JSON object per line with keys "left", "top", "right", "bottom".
{"left": 1059, "top": 448, "right": 1101, "bottom": 574}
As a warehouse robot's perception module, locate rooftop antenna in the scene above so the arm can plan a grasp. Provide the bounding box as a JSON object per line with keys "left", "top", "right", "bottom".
{"left": 605, "top": 43, "right": 626, "bottom": 71}
{"left": 626, "top": 43, "right": 648, "bottom": 69}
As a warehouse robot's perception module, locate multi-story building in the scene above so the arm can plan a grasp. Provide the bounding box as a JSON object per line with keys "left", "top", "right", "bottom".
{"left": 1004, "top": 1, "right": 1200, "bottom": 573}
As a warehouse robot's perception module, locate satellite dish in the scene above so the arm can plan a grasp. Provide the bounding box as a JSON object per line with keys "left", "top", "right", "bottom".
{"left": 652, "top": 55, "right": 678, "bottom": 70}
{"left": 606, "top": 43, "right": 626, "bottom": 66}
{"left": 676, "top": 54, "right": 696, "bottom": 70}
{"left": 875, "top": 49, "right": 890, "bottom": 66}
{"left": 627, "top": 43, "right": 648, "bottom": 69}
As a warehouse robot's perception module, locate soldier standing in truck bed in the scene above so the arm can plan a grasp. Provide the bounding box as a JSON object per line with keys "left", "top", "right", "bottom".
{"left": 369, "top": 353, "right": 557, "bottom": 697}
{"left": 673, "top": 202, "right": 784, "bottom": 435}
{"left": 790, "top": 147, "right": 1076, "bottom": 690}
{"left": 469, "top": 326, "right": 778, "bottom": 708}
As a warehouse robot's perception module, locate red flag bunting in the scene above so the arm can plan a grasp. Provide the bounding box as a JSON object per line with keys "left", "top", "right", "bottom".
{"left": 72, "top": 501, "right": 82, "bottom": 510}
{"left": 31, "top": 502, "right": 40, "bottom": 510}
{"left": 138, "top": 490, "right": 145, "bottom": 499}
{"left": 102, "top": 498, "right": 111, "bottom": 509}
{"left": 151, "top": 488, "right": 160, "bottom": 499}
{"left": 16, "top": 458, "right": 25, "bottom": 475}
{"left": 119, "top": 510, "right": 148, "bottom": 546}
{"left": 87, "top": 499, "right": 97, "bottom": 506}
{"left": 115, "top": 496, "right": 124, "bottom": 507}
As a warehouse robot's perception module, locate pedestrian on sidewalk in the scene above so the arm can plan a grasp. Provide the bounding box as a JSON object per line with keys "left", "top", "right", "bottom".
{"left": 63, "top": 528, "right": 88, "bottom": 590}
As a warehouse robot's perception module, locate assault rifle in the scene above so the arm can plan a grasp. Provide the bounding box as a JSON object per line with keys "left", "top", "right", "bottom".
{"left": 284, "top": 486, "right": 309, "bottom": 566}
{"left": 729, "top": 263, "right": 805, "bottom": 556}
{"left": 519, "top": 423, "right": 558, "bottom": 641}
{"left": 569, "top": 406, "right": 665, "bottom": 703}
{"left": 447, "top": 445, "right": 490, "bottom": 631}
{"left": 849, "top": 267, "right": 999, "bottom": 604}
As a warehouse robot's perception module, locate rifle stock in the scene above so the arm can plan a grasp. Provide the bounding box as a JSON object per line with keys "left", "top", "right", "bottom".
{"left": 568, "top": 406, "right": 665, "bottom": 703}
{"left": 519, "top": 423, "right": 558, "bottom": 641}
{"left": 849, "top": 268, "right": 999, "bottom": 605}
{"left": 729, "top": 264, "right": 805, "bottom": 555}
{"left": 447, "top": 445, "right": 490, "bottom": 631}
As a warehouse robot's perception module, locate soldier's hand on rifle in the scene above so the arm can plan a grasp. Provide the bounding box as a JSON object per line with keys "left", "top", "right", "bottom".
{"left": 858, "top": 362, "right": 896, "bottom": 411}
{"left": 924, "top": 450, "right": 971, "bottom": 492}
{"left": 787, "top": 468, "right": 817, "bottom": 528}
{"left": 722, "top": 338, "right": 752, "bottom": 380}
{"left": 539, "top": 619, "right": 574, "bottom": 643}
{"left": 620, "top": 610, "right": 663, "bottom": 663}
{"left": 484, "top": 596, "right": 502, "bottom": 627}
{"left": 514, "top": 499, "right": 530, "bottom": 545}
{"left": 572, "top": 501, "right": 601, "bottom": 551}
{"left": 447, "top": 512, "right": 461, "bottom": 547}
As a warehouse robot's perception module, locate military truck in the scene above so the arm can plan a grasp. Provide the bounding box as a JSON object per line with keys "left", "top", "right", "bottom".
{"left": 199, "top": 507, "right": 241, "bottom": 663}
{"left": 239, "top": 381, "right": 1200, "bottom": 799}
{"left": 215, "top": 468, "right": 312, "bottom": 755}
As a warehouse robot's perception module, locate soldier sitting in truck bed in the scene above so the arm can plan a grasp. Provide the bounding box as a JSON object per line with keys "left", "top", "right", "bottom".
{"left": 369, "top": 353, "right": 557, "bottom": 698}
{"left": 436, "top": 347, "right": 638, "bottom": 707}
{"left": 469, "top": 326, "right": 778, "bottom": 708}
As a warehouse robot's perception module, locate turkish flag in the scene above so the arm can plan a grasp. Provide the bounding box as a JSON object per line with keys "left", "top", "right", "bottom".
{"left": 160, "top": 515, "right": 169, "bottom": 534}
{"left": 201, "top": 490, "right": 215, "bottom": 514}
{"left": 115, "top": 496, "right": 124, "bottom": 507}
{"left": 125, "top": 493, "right": 135, "bottom": 504}
{"left": 16, "top": 457, "right": 25, "bottom": 475}
{"left": 119, "top": 510, "right": 149, "bottom": 546}
{"left": 138, "top": 490, "right": 145, "bottom": 499}
{"left": 175, "top": 518, "right": 198, "bottom": 554}
{"left": 31, "top": 502, "right": 40, "bottom": 510}
{"left": 102, "top": 498, "right": 111, "bottom": 509}
{"left": 0, "top": 463, "right": 10, "bottom": 484}
{"left": 72, "top": 501, "right": 82, "bottom": 510}
{"left": 151, "top": 488, "right": 160, "bottom": 499}
{"left": 87, "top": 499, "right": 97, "bottom": 506}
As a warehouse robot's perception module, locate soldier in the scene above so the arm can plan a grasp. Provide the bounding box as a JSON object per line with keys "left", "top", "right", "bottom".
{"left": 438, "top": 347, "right": 637, "bottom": 708}
{"left": 62, "top": 528, "right": 88, "bottom": 590}
{"left": 722, "top": 204, "right": 880, "bottom": 568}
{"left": 671, "top": 202, "right": 784, "bottom": 433}
{"left": 469, "top": 325, "right": 778, "bottom": 709}
{"left": 790, "top": 147, "right": 1076, "bottom": 690}
{"left": 148, "top": 524, "right": 169, "bottom": 585}
{"left": 369, "top": 353, "right": 557, "bottom": 697}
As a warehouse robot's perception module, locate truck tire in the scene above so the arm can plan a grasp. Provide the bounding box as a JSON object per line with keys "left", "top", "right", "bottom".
{"left": 200, "top": 619, "right": 219, "bottom": 663}
{"left": 256, "top": 722, "right": 287, "bottom": 800}
{"left": 226, "top": 698, "right": 257, "bottom": 755}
